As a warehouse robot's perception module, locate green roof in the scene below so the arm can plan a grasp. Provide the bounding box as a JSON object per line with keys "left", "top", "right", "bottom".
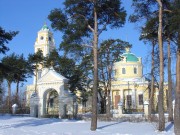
{"left": 122, "top": 53, "right": 139, "bottom": 62}
{"left": 116, "top": 52, "right": 139, "bottom": 62}
{"left": 116, "top": 47, "right": 139, "bottom": 62}
{"left": 42, "top": 24, "right": 49, "bottom": 30}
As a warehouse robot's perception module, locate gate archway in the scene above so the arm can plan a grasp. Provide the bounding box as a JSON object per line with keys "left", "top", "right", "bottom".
{"left": 43, "top": 88, "right": 59, "bottom": 117}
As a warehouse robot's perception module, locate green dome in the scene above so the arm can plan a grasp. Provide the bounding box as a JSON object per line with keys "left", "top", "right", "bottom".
{"left": 122, "top": 53, "right": 139, "bottom": 62}
{"left": 116, "top": 47, "right": 139, "bottom": 62}
{"left": 42, "top": 24, "right": 49, "bottom": 30}
{"left": 116, "top": 52, "right": 139, "bottom": 62}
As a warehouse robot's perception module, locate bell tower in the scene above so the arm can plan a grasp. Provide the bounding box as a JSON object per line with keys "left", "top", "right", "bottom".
{"left": 33, "top": 24, "right": 56, "bottom": 84}
{"left": 34, "top": 23, "right": 55, "bottom": 56}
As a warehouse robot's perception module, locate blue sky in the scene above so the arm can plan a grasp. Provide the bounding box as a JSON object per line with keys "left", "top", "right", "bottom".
{"left": 0, "top": 0, "right": 149, "bottom": 87}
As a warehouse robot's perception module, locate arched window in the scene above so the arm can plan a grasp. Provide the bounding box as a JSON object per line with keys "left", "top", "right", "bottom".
{"left": 134, "top": 67, "right": 137, "bottom": 74}
{"left": 138, "top": 94, "right": 143, "bottom": 105}
{"left": 40, "top": 36, "right": 44, "bottom": 40}
{"left": 122, "top": 68, "right": 126, "bottom": 74}
{"left": 127, "top": 95, "right": 132, "bottom": 108}
{"left": 49, "top": 36, "right": 52, "bottom": 41}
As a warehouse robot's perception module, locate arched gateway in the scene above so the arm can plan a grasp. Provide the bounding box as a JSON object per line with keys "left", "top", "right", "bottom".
{"left": 28, "top": 67, "right": 77, "bottom": 118}
{"left": 26, "top": 24, "right": 77, "bottom": 118}
{"left": 43, "top": 88, "right": 59, "bottom": 116}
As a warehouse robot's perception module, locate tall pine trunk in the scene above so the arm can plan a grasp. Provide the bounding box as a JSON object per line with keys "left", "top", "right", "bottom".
{"left": 167, "top": 37, "right": 173, "bottom": 122}
{"left": 149, "top": 42, "right": 155, "bottom": 121}
{"left": 106, "top": 67, "right": 111, "bottom": 120}
{"left": 91, "top": 1, "right": 98, "bottom": 130}
{"left": 7, "top": 81, "right": 11, "bottom": 113}
{"left": 106, "top": 48, "right": 111, "bottom": 120}
{"left": 106, "top": 91, "right": 111, "bottom": 119}
{"left": 156, "top": 0, "right": 165, "bottom": 131}
{"left": 15, "top": 80, "right": 19, "bottom": 104}
{"left": 174, "top": 33, "right": 180, "bottom": 134}
{"left": 99, "top": 60, "right": 107, "bottom": 114}
{"left": 35, "top": 64, "right": 38, "bottom": 93}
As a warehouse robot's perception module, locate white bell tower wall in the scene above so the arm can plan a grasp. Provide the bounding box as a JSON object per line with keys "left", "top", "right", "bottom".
{"left": 33, "top": 24, "right": 56, "bottom": 84}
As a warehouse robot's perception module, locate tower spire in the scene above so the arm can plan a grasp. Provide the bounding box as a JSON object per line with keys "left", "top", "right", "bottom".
{"left": 44, "top": 21, "right": 47, "bottom": 25}
{"left": 41, "top": 22, "right": 49, "bottom": 30}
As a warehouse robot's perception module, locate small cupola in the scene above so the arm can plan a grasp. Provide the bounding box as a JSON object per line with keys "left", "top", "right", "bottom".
{"left": 41, "top": 23, "right": 49, "bottom": 31}
{"left": 121, "top": 47, "right": 139, "bottom": 62}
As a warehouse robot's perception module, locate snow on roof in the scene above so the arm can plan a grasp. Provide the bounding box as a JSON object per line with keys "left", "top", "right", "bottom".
{"left": 37, "top": 67, "right": 68, "bottom": 84}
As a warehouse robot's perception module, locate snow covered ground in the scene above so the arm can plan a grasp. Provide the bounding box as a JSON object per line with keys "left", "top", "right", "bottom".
{"left": 0, "top": 115, "right": 174, "bottom": 135}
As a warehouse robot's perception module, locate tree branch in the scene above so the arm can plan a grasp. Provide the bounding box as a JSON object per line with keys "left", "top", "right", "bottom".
{"left": 82, "top": 44, "right": 93, "bottom": 48}
{"left": 71, "top": 13, "right": 94, "bottom": 32}
{"left": 98, "top": 22, "right": 108, "bottom": 35}
{"left": 88, "top": 25, "right": 94, "bottom": 33}
{"left": 163, "top": 9, "right": 172, "bottom": 13}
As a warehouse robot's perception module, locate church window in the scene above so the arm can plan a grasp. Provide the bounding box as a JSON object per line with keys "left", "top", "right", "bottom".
{"left": 49, "top": 37, "right": 52, "bottom": 41}
{"left": 122, "top": 68, "right": 126, "bottom": 74}
{"left": 134, "top": 67, "right": 137, "bottom": 74}
{"left": 40, "top": 36, "right": 44, "bottom": 40}
{"left": 138, "top": 94, "right": 143, "bottom": 105}
{"left": 127, "top": 95, "right": 132, "bottom": 107}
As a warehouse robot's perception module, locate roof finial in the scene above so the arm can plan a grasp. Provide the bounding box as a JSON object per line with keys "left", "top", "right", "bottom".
{"left": 41, "top": 21, "right": 49, "bottom": 30}
{"left": 125, "top": 46, "right": 131, "bottom": 53}
{"left": 44, "top": 21, "right": 47, "bottom": 26}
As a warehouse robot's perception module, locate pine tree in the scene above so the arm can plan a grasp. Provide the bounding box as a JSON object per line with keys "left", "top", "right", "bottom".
{"left": 140, "top": 20, "right": 158, "bottom": 120}
{"left": 0, "top": 26, "right": 18, "bottom": 94}
{"left": 28, "top": 50, "right": 44, "bottom": 93}
{"left": 98, "top": 39, "right": 131, "bottom": 118}
{"left": 0, "top": 26, "right": 18, "bottom": 54}
{"left": 170, "top": 0, "right": 180, "bottom": 133}
{"left": 130, "top": 0, "right": 174, "bottom": 131}
{"left": 48, "top": 0, "right": 126, "bottom": 130}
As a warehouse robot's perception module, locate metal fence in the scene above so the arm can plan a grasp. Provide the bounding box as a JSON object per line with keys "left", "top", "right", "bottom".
{"left": 0, "top": 107, "right": 30, "bottom": 114}
{"left": 43, "top": 107, "right": 59, "bottom": 118}
{"left": 123, "top": 109, "right": 144, "bottom": 114}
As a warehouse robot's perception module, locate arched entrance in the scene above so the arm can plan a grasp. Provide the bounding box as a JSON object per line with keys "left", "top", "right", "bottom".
{"left": 43, "top": 89, "right": 59, "bottom": 117}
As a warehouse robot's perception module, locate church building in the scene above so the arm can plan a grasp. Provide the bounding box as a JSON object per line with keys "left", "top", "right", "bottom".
{"left": 111, "top": 47, "right": 168, "bottom": 113}
{"left": 112, "top": 47, "right": 149, "bottom": 112}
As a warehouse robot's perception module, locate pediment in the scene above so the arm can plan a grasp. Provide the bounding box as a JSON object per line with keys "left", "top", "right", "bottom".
{"left": 37, "top": 68, "right": 68, "bottom": 84}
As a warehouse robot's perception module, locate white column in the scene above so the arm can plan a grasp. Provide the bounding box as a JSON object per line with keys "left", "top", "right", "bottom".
{"left": 144, "top": 100, "right": 149, "bottom": 119}
{"left": 44, "top": 45, "right": 47, "bottom": 56}
{"left": 46, "top": 40, "right": 50, "bottom": 55}
{"left": 120, "top": 90, "right": 123, "bottom": 101}
{"left": 38, "top": 102, "right": 42, "bottom": 117}
{"left": 59, "top": 97, "right": 66, "bottom": 119}
{"left": 118, "top": 101, "right": 123, "bottom": 117}
{"left": 30, "top": 94, "right": 40, "bottom": 117}
{"left": 39, "top": 98, "right": 43, "bottom": 117}
{"left": 132, "top": 89, "right": 136, "bottom": 109}
{"left": 33, "top": 76, "right": 36, "bottom": 85}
